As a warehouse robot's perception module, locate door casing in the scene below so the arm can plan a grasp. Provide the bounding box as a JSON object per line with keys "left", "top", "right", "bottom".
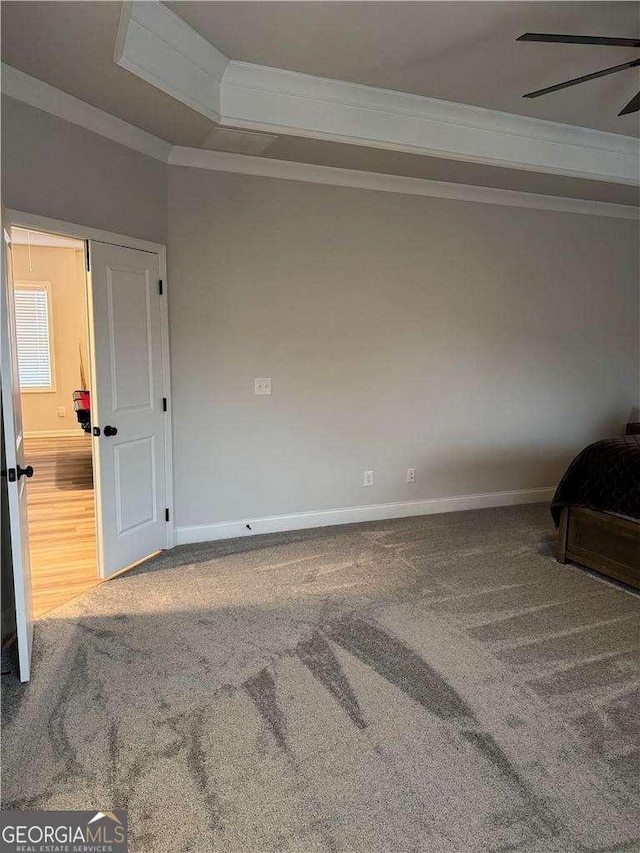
{"left": 5, "top": 210, "right": 174, "bottom": 578}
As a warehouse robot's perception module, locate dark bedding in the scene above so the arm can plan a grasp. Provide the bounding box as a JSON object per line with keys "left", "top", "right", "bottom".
{"left": 550, "top": 435, "right": 640, "bottom": 527}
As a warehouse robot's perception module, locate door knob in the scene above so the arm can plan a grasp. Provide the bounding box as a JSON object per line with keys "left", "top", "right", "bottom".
{"left": 103, "top": 425, "right": 118, "bottom": 437}
{"left": 17, "top": 465, "right": 34, "bottom": 479}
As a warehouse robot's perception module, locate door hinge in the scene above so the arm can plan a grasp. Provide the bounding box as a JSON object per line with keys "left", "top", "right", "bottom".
{"left": 165, "top": 508, "right": 170, "bottom": 522}
{"left": 162, "top": 397, "right": 167, "bottom": 412}
{"left": 158, "top": 279, "right": 163, "bottom": 295}
{"left": 85, "top": 240, "right": 91, "bottom": 272}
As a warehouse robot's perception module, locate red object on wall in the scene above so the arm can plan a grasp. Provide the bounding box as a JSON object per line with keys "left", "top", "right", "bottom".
{"left": 73, "top": 390, "right": 90, "bottom": 412}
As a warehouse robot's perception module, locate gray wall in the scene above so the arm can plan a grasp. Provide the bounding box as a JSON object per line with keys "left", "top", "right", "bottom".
{"left": 168, "top": 167, "right": 639, "bottom": 529}
{"left": 1, "top": 97, "right": 167, "bottom": 244}
{"left": 2, "top": 95, "right": 638, "bottom": 533}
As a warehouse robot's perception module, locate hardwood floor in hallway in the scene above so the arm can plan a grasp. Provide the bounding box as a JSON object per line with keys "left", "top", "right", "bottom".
{"left": 24, "top": 433, "right": 99, "bottom": 618}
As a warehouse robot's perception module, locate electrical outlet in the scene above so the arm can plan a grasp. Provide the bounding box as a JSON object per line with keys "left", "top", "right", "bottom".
{"left": 363, "top": 470, "right": 374, "bottom": 487}
{"left": 407, "top": 467, "right": 416, "bottom": 483}
{"left": 57, "top": 406, "right": 66, "bottom": 418}
{"left": 254, "top": 378, "right": 272, "bottom": 395}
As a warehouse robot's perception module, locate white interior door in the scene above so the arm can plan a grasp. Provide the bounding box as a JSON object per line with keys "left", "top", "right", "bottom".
{"left": 1, "top": 222, "right": 34, "bottom": 682}
{"left": 89, "top": 241, "right": 167, "bottom": 577}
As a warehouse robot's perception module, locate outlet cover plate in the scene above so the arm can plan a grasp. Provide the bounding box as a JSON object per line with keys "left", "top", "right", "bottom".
{"left": 255, "top": 378, "right": 272, "bottom": 395}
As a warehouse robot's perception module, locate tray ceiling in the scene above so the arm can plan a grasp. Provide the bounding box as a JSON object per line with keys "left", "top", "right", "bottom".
{"left": 165, "top": 0, "right": 640, "bottom": 135}
{"left": 1, "top": 0, "right": 638, "bottom": 205}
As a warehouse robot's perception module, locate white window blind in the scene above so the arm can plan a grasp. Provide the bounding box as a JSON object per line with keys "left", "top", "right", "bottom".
{"left": 14, "top": 285, "right": 53, "bottom": 389}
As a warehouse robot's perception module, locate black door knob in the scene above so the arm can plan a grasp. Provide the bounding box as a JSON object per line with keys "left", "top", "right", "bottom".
{"left": 17, "top": 464, "right": 34, "bottom": 479}
{"left": 103, "top": 425, "right": 118, "bottom": 437}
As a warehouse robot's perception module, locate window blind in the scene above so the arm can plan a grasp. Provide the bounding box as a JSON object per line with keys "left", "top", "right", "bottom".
{"left": 14, "top": 287, "right": 53, "bottom": 389}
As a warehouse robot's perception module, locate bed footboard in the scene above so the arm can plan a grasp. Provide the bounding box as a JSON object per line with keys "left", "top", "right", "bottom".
{"left": 557, "top": 506, "right": 640, "bottom": 590}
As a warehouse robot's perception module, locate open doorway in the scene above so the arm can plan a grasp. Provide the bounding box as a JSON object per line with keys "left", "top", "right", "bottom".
{"left": 11, "top": 227, "right": 99, "bottom": 617}
{"left": 3, "top": 213, "right": 172, "bottom": 680}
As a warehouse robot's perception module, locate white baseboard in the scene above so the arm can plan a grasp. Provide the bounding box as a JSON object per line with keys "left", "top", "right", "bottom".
{"left": 24, "top": 429, "right": 87, "bottom": 438}
{"left": 175, "top": 487, "right": 554, "bottom": 546}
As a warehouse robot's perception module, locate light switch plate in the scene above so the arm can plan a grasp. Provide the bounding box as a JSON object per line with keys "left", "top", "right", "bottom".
{"left": 255, "top": 378, "right": 272, "bottom": 395}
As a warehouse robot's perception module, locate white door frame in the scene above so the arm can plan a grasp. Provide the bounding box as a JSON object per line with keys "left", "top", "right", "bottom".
{"left": 5, "top": 210, "right": 174, "bottom": 576}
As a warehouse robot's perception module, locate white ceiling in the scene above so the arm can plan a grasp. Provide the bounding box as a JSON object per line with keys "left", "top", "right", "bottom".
{"left": 165, "top": 1, "right": 640, "bottom": 135}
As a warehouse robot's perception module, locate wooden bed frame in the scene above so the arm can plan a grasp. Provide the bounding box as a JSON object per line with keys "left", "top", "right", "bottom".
{"left": 558, "top": 506, "right": 640, "bottom": 590}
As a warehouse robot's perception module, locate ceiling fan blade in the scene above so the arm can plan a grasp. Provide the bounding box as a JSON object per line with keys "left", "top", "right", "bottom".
{"left": 619, "top": 90, "right": 640, "bottom": 115}
{"left": 518, "top": 33, "right": 640, "bottom": 47}
{"left": 523, "top": 57, "right": 640, "bottom": 98}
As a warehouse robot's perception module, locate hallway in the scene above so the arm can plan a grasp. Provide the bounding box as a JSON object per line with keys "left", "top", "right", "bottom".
{"left": 25, "top": 433, "right": 98, "bottom": 617}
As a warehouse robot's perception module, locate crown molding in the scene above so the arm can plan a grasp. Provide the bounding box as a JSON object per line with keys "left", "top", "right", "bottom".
{"left": 112, "top": 0, "right": 639, "bottom": 186}
{"left": 168, "top": 147, "right": 638, "bottom": 220}
{"left": 2, "top": 63, "right": 637, "bottom": 219}
{"left": 221, "top": 61, "right": 640, "bottom": 186}
{"left": 1, "top": 63, "right": 172, "bottom": 162}
{"left": 226, "top": 62, "right": 636, "bottom": 156}
{"left": 115, "top": 0, "right": 229, "bottom": 123}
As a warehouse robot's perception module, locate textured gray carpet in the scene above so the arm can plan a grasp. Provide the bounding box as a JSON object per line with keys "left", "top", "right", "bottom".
{"left": 2, "top": 504, "right": 640, "bottom": 852}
